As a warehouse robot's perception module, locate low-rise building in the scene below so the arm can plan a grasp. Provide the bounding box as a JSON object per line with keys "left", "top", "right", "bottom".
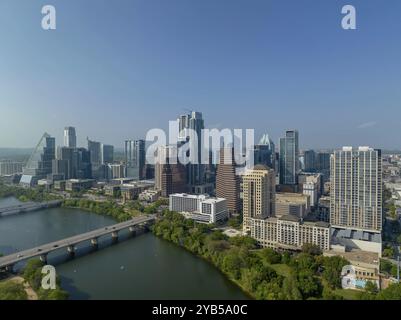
{"left": 324, "top": 250, "right": 380, "bottom": 290}
{"left": 275, "top": 192, "right": 310, "bottom": 219}
{"left": 249, "top": 215, "right": 330, "bottom": 251}
{"left": 54, "top": 180, "right": 66, "bottom": 191}
{"left": 65, "top": 179, "right": 94, "bottom": 192}
{"left": 120, "top": 181, "right": 155, "bottom": 201}
{"left": 138, "top": 189, "right": 160, "bottom": 203}
{"left": 169, "top": 193, "right": 229, "bottom": 224}
{"left": 104, "top": 184, "right": 121, "bottom": 197}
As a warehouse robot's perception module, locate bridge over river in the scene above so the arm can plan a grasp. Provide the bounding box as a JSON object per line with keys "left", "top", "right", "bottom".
{"left": 0, "top": 215, "right": 156, "bottom": 271}
{"left": 0, "top": 200, "right": 62, "bottom": 217}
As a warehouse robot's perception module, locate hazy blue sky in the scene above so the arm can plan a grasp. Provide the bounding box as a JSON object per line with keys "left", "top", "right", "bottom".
{"left": 1, "top": 0, "right": 400, "bottom": 150}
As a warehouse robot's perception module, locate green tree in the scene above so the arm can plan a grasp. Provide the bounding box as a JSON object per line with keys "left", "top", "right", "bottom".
{"left": 377, "top": 283, "right": 401, "bottom": 300}
{"left": 261, "top": 248, "right": 282, "bottom": 265}
{"left": 321, "top": 256, "right": 349, "bottom": 289}
{"left": 301, "top": 244, "right": 322, "bottom": 256}
{"left": 0, "top": 281, "right": 27, "bottom": 300}
{"left": 282, "top": 276, "right": 302, "bottom": 300}
{"left": 228, "top": 236, "right": 257, "bottom": 250}
{"left": 383, "top": 247, "right": 395, "bottom": 258}
{"left": 296, "top": 270, "right": 322, "bottom": 299}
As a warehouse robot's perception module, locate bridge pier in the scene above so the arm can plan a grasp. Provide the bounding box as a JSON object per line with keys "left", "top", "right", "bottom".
{"left": 91, "top": 238, "right": 98, "bottom": 248}
{"left": 4, "top": 264, "right": 14, "bottom": 273}
{"left": 129, "top": 226, "right": 137, "bottom": 236}
{"left": 111, "top": 231, "right": 119, "bottom": 242}
{"left": 40, "top": 254, "right": 48, "bottom": 264}
{"left": 67, "top": 245, "right": 75, "bottom": 256}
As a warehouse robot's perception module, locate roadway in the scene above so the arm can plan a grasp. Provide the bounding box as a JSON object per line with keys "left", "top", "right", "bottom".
{"left": 0, "top": 214, "right": 156, "bottom": 269}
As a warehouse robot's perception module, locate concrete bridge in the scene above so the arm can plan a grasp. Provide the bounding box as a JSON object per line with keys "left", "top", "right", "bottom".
{"left": 0, "top": 215, "right": 156, "bottom": 272}
{"left": 0, "top": 200, "right": 62, "bottom": 217}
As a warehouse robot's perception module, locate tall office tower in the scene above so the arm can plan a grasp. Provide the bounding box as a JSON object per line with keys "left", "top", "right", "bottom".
{"left": 251, "top": 134, "right": 276, "bottom": 170}
{"left": 20, "top": 133, "right": 55, "bottom": 187}
{"left": 87, "top": 139, "right": 102, "bottom": 166}
{"left": 316, "top": 152, "right": 331, "bottom": 182}
{"left": 52, "top": 159, "right": 69, "bottom": 180}
{"left": 304, "top": 150, "right": 316, "bottom": 172}
{"left": 87, "top": 138, "right": 103, "bottom": 179}
{"left": 155, "top": 145, "right": 187, "bottom": 197}
{"left": 178, "top": 114, "right": 190, "bottom": 140}
{"left": 64, "top": 127, "right": 77, "bottom": 148}
{"left": 101, "top": 144, "right": 114, "bottom": 164}
{"left": 216, "top": 147, "right": 240, "bottom": 213}
{"left": 55, "top": 146, "right": 92, "bottom": 179}
{"left": 279, "top": 130, "right": 300, "bottom": 186}
{"left": 178, "top": 111, "right": 205, "bottom": 191}
{"left": 75, "top": 148, "right": 92, "bottom": 179}
{"left": 330, "top": 146, "right": 382, "bottom": 233}
{"left": 56, "top": 146, "right": 75, "bottom": 179}
{"left": 125, "top": 139, "right": 146, "bottom": 180}
{"left": 242, "top": 165, "right": 276, "bottom": 232}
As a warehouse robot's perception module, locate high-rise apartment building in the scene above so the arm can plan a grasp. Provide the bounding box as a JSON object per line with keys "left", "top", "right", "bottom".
{"left": 242, "top": 165, "right": 276, "bottom": 232}
{"left": 216, "top": 147, "right": 240, "bottom": 213}
{"left": 330, "top": 146, "right": 382, "bottom": 233}
{"left": 125, "top": 139, "right": 146, "bottom": 180}
{"left": 279, "top": 130, "right": 299, "bottom": 186}
{"left": 64, "top": 127, "right": 77, "bottom": 148}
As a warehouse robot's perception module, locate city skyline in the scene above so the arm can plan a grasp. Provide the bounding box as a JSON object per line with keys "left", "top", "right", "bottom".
{"left": 1, "top": 0, "right": 401, "bottom": 149}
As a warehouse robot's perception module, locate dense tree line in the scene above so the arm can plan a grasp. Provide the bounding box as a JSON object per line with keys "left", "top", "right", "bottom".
{"left": 0, "top": 281, "right": 27, "bottom": 300}
{"left": 151, "top": 211, "right": 351, "bottom": 300}
{"left": 0, "top": 182, "right": 60, "bottom": 202}
{"left": 62, "top": 199, "right": 133, "bottom": 222}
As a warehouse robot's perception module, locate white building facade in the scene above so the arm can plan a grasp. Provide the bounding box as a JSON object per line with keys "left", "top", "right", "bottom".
{"left": 169, "top": 193, "right": 229, "bottom": 224}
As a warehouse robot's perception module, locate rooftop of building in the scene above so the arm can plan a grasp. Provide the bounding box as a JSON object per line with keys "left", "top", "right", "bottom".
{"left": 324, "top": 250, "right": 380, "bottom": 267}
{"left": 170, "top": 193, "right": 226, "bottom": 203}
{"left": 331, "top": 227, "right": 382, "bottom": 243}
{"left": 67, "top": 179, "right": 94, "bottom": 183}
{"left": 276, "top": 192, "right": 309, "bottom": 204}
{"left": 278, "top": 215, "right": 301, "bottom": 222}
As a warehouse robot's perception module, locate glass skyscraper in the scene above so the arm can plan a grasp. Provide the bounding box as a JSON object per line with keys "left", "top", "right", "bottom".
{"left": 20, "top": 133, "right": 55, "bottom": 186}
{"left": 64, "top": 126, "right": 77, "bottom": 148}
{"left": 125, "top": 139, "right": 145, "bottom": 180}
{"left": 279, "top": 130, "right": 299, "bottom": 185}
{"left": 178, "top": 111, "right": 205, "bottom": 191}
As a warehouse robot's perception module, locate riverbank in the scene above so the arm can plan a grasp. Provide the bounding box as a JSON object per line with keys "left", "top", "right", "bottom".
{"left": 151, "top": 210, "right": 372, "bottom": 300}
{"left": 0, "top": 182, "right": 61, "bottom": 203}
{"left": 6, "top": 276, "right": 38, "bottom": 300}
